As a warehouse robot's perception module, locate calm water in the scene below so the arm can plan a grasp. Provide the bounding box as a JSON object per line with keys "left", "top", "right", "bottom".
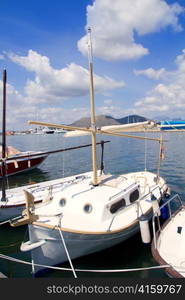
{"left": 0, "top": 132, "right": 185, "bottom": 278}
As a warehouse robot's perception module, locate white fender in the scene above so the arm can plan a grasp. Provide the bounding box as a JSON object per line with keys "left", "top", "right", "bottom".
{"left": 20, "top": 239, "right": 46, "bottom": 252}
{"left": 139, "top": 214, "right": 151, "bottom": 244}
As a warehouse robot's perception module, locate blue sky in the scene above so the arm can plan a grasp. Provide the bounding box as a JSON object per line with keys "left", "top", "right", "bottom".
{"left": 0, "top": 0, "right": 185, "bottom": 130}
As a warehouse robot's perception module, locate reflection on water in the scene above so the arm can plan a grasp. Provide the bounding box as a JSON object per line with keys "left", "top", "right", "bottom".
{"left": 0, "top": 132, "right": 185, "bottom": 278}
{"left": 2, "top": 169, "right": 50, "bottom": 189}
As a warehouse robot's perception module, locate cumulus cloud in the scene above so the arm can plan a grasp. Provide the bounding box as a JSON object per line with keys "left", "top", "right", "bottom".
{"left": 97, "top": 105, "right": 119, "bottom": 117}
{"left": 133, "top": 49, "right": 185, "bottom": 118}
{"left": 0, "top": 78, "right": 89, "bottom": 129}
{"left": 78, "top": 0, "right": 184, "bottom": 61}
{"left": 103, "top": 99, "right": 113, "bottom": 105}
{"left": 0, "top": 80, "right": 26, "bottom": 129}
{"left": 30, "top": 106, "right": 89, "bottom": 125}
{"left": 7, "top": 50, "right": 124, "bottom": 104}
{"left": 1, "top": 49, "right": 125, "bottom": 129}
{"left": 134, "top": 67, "right": 167, "bottom": 80}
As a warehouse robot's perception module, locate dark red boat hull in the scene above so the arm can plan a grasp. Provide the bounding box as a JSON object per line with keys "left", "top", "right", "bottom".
{"left": 0, "top": 155, "right": 47, "bottom": 177}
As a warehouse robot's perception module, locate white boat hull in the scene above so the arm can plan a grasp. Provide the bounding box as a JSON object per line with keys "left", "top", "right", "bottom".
{"left": 27, "top": 217, "right": 148, "bottom": 275}
{"left": 151, "top": 205, "right": 185, "bottom": 278}
{"left": 8, "top": 170, "right": 167, "bottom": 275}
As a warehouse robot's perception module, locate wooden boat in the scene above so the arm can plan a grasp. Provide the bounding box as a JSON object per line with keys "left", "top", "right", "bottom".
{"left": 9, "top": 28, "right": 169, "bottom": 276}
{"left": 0, "top": 145, "right": 48, "bottom": 178}
{"left": 10, "top": 169, "right": 168, "bottom": 276}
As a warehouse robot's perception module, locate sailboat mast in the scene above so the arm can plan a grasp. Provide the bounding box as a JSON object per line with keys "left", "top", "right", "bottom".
{"left": 1, "top": 69, "right": 7, "bottom": 201}
{"left": 87, "top": 27, "right": 98, "bottom": 186}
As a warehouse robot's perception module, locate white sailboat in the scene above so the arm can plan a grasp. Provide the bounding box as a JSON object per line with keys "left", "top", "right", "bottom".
{"left": 10, "top": 28, "right": 169, "bottom": 276}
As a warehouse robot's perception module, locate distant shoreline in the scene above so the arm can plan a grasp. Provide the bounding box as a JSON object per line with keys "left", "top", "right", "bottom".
{"left": 3, "top": 129, "right": 185, "bottom": 135}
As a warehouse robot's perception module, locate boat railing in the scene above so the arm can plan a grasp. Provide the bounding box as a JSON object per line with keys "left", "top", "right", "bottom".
{"left": 107, "top": 184, "right": 163, "bottom": 232}
{"left": 152, "top": 193, "right": 183, "bottom": 249}
{"left": 139, "top": 183, "right": 162, "bottom": 202}
{"left": 108, "top": 182, "right": 138, "bottom": 202}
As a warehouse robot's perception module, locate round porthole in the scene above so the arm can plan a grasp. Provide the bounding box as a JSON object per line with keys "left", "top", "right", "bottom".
{"left": 59, "top": 198, "right": 66, "bottom": 207}
{"left": 83, "top": 204, "right": 92, "bottom": 213}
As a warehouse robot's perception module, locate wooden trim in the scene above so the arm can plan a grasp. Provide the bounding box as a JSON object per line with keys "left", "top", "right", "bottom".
{"left": 32, "top": 220, "right": 137, "bottom": 234}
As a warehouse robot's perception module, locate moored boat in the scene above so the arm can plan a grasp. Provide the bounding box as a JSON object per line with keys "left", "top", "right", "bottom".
{"left": 0, "top": 146, "right": 48, "bottom": 178}
{"left": 10, "top": 28, "right": 170, "bottom": 276}
{"left": 11, "top": 169, "right": 168, "bottom": 276}
{"left": 42, "top": 127, "right": 55, "bottom": 134}
{"left": 151, "top": 194, "right": 185, "bottom": 278}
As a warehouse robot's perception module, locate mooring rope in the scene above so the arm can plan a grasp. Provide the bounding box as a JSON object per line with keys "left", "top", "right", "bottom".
{"left": 58, "top": 226, "right": 77, "bottom": 278}
{"left": 0, "top": 219, "right": 12, "bottom": 226}
{"left": 0, "top": 252, "right": 175, "bottom": 275}
{"left": 0, "top": 215, "right": 23, "bottom": 226}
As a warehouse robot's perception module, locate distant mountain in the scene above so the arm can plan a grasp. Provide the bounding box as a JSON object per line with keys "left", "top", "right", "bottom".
{"left": 69, "top": 115, "right": 120, "bottom": 127}
{"left": 116, "top": 114, "right": 148, "bottom": 124}
{"left": 69, "top": 114, "right": 148, "bottom": 127}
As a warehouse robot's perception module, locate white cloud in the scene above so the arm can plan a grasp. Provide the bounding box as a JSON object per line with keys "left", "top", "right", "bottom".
{"left": 133, "top": 49, "right": 185, "bottom": 118}
{"left": 104, "top": 99, "right": 113, "bottom": 105}
{"left": 134, "top": 67, "right": 167, "bottom": 80}
{"left": 78, "top": 0, "right": 184, "bottom": 61}
{"left": 0, "top": 81, "right": 26, "bottom": 129}
{"left": 30, "top": 106, "right": 89, "bottom": 125}
{"left": 0, "top": 79, "right": 90, "bottom": 129}
{"left": 1, "top": 49, "right": 125, "bottom": 129}
{"left": 97, "top": 105, "right": 119, "bottom": 117}
{"left": 0, "top": 54, "right": 4, "bottom": 60}
{"left": 7, "top": 50, "right": 124, "bottom": 104}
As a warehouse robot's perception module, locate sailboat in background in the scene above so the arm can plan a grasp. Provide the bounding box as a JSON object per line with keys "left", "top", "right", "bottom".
{"left": 10, "top": 28, "right": 169, "bottom": 276}
{"left": 0, "top": 145, "right": 48, "bottom": 178}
